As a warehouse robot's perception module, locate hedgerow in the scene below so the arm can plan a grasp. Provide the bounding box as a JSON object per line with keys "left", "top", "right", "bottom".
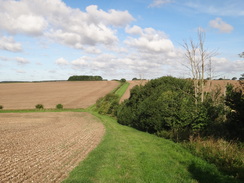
{"left": 117, "top": 76, "right": 223, "bottom": 141}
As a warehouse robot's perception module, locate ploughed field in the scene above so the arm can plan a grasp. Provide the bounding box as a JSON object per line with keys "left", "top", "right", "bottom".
{"left": 0, "top": 81, "right": 119, "bottom": 110}
{"left": 0, "top": 112, "right": 105, "bottom": 183}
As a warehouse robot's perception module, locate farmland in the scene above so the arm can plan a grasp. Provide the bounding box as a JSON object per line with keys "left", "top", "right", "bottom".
{"left": 0, "top": 81, "right": 119, "bottom": 110}
{"left": 0, "top": 79, "right": 242, "bottom": 182}
{"left": 0, "top": 112, "right": 104, "bottom": 183}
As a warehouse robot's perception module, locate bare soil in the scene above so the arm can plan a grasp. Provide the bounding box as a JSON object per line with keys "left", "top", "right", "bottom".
{"left": 0, "top": 112, "right": 105, "bottom": 183}
{"left": 0, "top": 81, "right": 119, "bottom": 110}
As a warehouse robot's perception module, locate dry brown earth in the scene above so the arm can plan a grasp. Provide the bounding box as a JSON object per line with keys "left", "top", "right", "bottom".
{"left": 204, "top": 80, "right": 242, "bottom": 93}
{"left": 0, "top": 81, "right": 119, "bottom": 110}
{"left": 0, "top": 112, "right": 105, "bottom": 183}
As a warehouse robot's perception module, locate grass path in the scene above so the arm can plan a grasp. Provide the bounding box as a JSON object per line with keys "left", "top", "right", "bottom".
{"left": 63, "top": 111, "right": 238, "bottom": 183}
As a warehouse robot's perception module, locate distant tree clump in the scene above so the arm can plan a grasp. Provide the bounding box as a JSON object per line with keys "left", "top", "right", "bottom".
{"left": 68, "top": 75, "right": 103, "bottom": 81}
{"left": 120, "top": 78, "right": 126, "bottom": 83}
{"left": 56, "top": 104, "right": 63, "bottom": 109}
{"left": 35, "top": 104, "right": 44, "bottom": 109}
{"left": 239, "top": 73, "right": 244, "bottom": 81}
{"left": 239, "top": 52, "right": 244, "bottom": 58}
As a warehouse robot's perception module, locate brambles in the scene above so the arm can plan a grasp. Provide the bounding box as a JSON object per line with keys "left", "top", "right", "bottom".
{"left": 35, "top": 104, "right": 44, "bottom": 109}
{"left": 96, "top": 93, "right": 119, "bottom": 116}
{"left": 56, "top": 104, "right": 63, "bottom": 109}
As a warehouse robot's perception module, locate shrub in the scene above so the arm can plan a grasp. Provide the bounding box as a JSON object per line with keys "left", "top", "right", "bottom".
{"left": 120, "top": 78, "right": 126, "bottom": 83}
{"left": 35, "top": 104, "right": 44, "bottom": 109}
{"left": 56, "top": 104, "right": 63, "bottom": 109}
{"left": 0, "top": 105, "right": 3, "bottom": 110}
{"left": 96, "top": 93, "right": 119, "bottom": 116}
{"left": 117, "top": 76, "right": 202, "bottom": 138}
{"left": 224, "top": 84, "right": 244, "bottom": 141}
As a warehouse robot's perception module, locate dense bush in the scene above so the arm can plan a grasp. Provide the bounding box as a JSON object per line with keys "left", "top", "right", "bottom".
{"left": 117, "top": 76, "right": 224, "bottom": 141}
{"left": 56, "top": 104, "right": 63, "bottom": 109}
{"left": 0, "top": 105, "right": 3, "bottom": 110}
{"left": 224, "top": 84, "right": 244, "bottom": 141}
{"left": 35, "top": 104, "right": 44, "bottom": 109}
{"left": 68, "top": 75, "right": 103, "bottom": 81}
{"left": 120, "top": 78, "right": 126, "bottom": 83}
{"left": 96, "top": 93, "right": 119, "bottom": 116}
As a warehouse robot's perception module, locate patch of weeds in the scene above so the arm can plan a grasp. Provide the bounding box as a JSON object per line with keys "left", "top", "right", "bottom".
{"left": 183, "top": 136, "right": 244, "bottom": 181}
{"left": 56, "top": 104, "right": 63, "bottom": 109}
{"left": 35, "top": 104, "right": 44, "bottom": 109}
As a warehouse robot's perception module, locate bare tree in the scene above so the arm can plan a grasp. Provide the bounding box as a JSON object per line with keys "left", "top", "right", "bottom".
{"left": 182, "top": 29, "right": 217, "bottom": 104}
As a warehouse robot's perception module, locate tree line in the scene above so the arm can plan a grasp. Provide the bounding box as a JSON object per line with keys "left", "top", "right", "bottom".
{"left": 68, "top": 75, "right": 103, "bottom": 81}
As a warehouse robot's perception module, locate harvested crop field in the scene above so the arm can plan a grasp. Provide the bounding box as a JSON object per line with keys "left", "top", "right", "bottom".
{"left": 0, "top": 81, "right": 119, "bottom": 110}
{"left": 0, "top": 112, "right": 105, "bottom": 183}
{"left": 120, "top": 80, "right": 242, "bottom": 102}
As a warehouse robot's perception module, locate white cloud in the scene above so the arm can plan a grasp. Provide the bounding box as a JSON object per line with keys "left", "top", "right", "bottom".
{"left": 55, "top": 57, "right": 69, "bottom": 65}
{"left": 209, "top": 18, "right": 233, "bottom": 33}
{"left": 125, "top": 25, "right": 143, "bottom": 35}
{"left": 149, "top": 0, "right": 174, "bottom": 8}
{"left": 0, "top": 0, "right": 134, "bottom": 49}
{"left": 210, "top": 57, "right": 244, "bottom": 76}
{"left": 125, "top": 26, "right": 174, "bottom": 53}
{"left": 86, "top": 5, "right": 135, "bottom": 27}
{"left": 83, "top": 47, "right": 102, "bottom": 54}
{"left": 0, "top": 36, "right": 22, "bottom": 52}
{"left": 0, "top": 1, "right": 48, "bottom": 36}
{"left": 15, "top": 69, "right": 26, "bottom": 73}
{"left": 15, "top": 57, "right": 29, "bottom": 64}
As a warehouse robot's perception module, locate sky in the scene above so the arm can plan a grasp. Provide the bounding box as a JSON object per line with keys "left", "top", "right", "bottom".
{"left": 0, "top": 0, "right": 243, "bottom": 81}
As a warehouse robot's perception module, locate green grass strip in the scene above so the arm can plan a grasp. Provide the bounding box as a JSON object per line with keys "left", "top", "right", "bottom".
{"left": 114, "top": 82, "right": 130, "bottom": 98}
{"left": 63, "top": 111, "right": 238, "bottom": 183}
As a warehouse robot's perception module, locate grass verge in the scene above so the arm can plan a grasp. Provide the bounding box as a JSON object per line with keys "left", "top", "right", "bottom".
{"left": 63, "top": 111, "right": 239, "bottom": 183}
{"left": 114, "top": 82, "right": 130, "bottom": 97}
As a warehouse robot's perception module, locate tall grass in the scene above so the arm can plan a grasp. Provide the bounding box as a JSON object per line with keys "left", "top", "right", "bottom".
{"left": 183, "top": 136, "right": 244, "bottom": 181}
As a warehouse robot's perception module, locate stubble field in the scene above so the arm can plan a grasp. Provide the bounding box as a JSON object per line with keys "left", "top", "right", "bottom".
{"left": 0, "top": 81, "right": 119, "bottom": 110}
{"left": 0, "top": 112, "right": 105, "bottom": 183}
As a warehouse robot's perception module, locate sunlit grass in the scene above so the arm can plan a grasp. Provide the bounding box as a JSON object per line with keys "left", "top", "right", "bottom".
{"left": 63, "top": 111, "right": 238, "bottom": 183}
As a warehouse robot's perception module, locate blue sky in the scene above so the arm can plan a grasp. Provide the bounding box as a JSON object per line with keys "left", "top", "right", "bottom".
{"left": 0, "top": 0, "right": 243, "bottom": 81}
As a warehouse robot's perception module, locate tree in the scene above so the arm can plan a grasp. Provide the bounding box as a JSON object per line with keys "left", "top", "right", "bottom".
{"left": 120, "top": 78, "right": 126, "bottom": 82}
{"left": 239, "top": 52, "right": 244, "bottom": 58}
{"left": 239, "top": 73, "right": 244, "bottom": 80}
{"left": 232, "top": 77, "right": 237, "bottom": 80}
{"left": 182, "top": 29, "right": 217, "bottom": 104}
